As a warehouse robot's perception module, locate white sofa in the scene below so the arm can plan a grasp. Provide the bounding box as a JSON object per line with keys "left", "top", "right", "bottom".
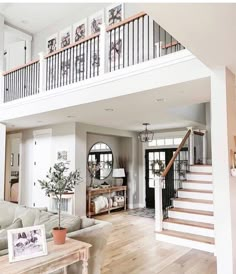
{"left": 0, "top": 201, "right": 112, "bottom": 274}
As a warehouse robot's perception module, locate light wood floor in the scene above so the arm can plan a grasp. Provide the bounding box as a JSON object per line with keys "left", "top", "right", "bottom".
{"left": 96, "top": 211, "right": 217, "bottom": 274}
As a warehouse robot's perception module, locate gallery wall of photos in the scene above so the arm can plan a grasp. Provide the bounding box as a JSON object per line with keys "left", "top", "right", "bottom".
{"left": 46, "top": 3, "right": 124, "bottom": 54}
{"left": 44, "top": 4, "right": 173, "bottom": 91}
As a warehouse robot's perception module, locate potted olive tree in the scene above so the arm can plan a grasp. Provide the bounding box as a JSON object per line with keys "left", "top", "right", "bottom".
{"left": 38, "top": 162, "right": 81, "bottom": 245}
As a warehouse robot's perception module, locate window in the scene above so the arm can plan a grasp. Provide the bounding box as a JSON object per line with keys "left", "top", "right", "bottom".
{"left": 174, "top": 138, "right": 182, "bottom": 145}
{"left": 147, "top": 137, "right": 183, "bottom": 147}
{"left": 157, "top": 139, "right": 165, "bottom": 146}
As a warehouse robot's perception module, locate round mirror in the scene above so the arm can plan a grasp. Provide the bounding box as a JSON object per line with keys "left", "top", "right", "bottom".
{"left": 87, "top": 142, "right": 113, "bottom": 180}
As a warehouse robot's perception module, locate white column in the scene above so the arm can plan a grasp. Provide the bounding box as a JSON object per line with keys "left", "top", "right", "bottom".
{"left": 99, "top": 24, "right": 106, "bottom": 75}
{"left": 0, "top": 15, "right": 4, "bottom": 71}
{"left": 187, "top": 127, "right": 194, "bottom": 165}
{"left": 202, "top": 130, "right": 207, "bottom": 165}
{"left": 0, "top": 123, "right": 6, "bottom": 200}
{"left": 155, "top": 176, "right": 163, "bottom": 232}
{"left": 38, "top": 52, "right": 46, "bottom": 93}
{"left": 211, "top": 67, "right": 236, "bottom": 274}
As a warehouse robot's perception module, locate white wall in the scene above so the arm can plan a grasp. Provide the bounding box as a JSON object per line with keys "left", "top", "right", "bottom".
{"left": 15, "top": 120, "right": 139, "bottom": 215}
{"left": 211, "top": 67, "right": 236, "bottom": 274}
{"left": 20, "top": 122, "right": 76, "bottom": 207}
{"left": 32, "top": 3, "right": 141, "bottom": 59}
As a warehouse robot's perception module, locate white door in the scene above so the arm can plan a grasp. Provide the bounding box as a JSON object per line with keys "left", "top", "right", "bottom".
{"left": 33, "top": 130, "right": 52, "bottom": 208}
{"left": 5, "top": 40, "right": 26, "bottom": 71}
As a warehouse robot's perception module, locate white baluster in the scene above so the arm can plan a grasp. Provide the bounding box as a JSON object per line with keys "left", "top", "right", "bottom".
{"left": 38, "top": 52, "right": 46, "bottom": 93}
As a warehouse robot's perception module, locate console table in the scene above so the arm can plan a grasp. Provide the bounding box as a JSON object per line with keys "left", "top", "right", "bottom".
{"left": 87, "top": 186, "right": 127, "bottom": 218}
{"left": 0, "top": 238, "right": 91, "bottom": 274}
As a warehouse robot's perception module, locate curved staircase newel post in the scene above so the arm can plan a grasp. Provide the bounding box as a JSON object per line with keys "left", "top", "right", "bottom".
{"left": 155, "top": 176, "right": 163, "bottom": 232}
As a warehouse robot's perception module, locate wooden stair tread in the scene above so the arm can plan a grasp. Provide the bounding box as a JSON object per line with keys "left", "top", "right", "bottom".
{"left": 164, "top": 218, "right": 214, "bottom": 229}
{"left": 189, "top": 172, "right": 212, "bottom": 175}
{"left": 173, "top": 198, "right": 213, "bottom": 204}
{"left": 169, "top": 207, "right": 213, "bottom": 216}
{"left": 184, "top": 180, "right": 212, "bottom": 184}
{"left": 178, "top": 189, "right": 213, "bottom": 194}
{"left": 157, "top": 230, "right": 215, "bottom": 244}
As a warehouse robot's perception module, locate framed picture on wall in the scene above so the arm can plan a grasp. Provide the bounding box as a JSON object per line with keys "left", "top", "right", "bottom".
{"left": 60, "top": 26, "right": 72, "bottom": 48}
{"left": 89, "top": 10, "right": 104, "bottom": 34}
{"left": 106, "top": 3, "right": 124, "bottom": 26}
{"left": 73, "top": 19, "right": 87, "bottom": 43}
{"left": 57, "top": 150, "right": 68, "bottom": 161}
{"left": 46, "top": 33, "right": 58, "bottom": 54}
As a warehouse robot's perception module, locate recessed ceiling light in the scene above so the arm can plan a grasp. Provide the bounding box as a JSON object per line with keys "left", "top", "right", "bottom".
{"left": 104, "top": 108, "right": 114, "bottom": 112}
{"left": 21, "top": 20, "right": 28, "bottom": 24}
{"left": 156, "top": 98, "right": 166, "bottom": 102}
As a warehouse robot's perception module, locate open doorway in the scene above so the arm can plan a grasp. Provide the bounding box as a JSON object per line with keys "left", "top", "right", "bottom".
{"left": 5, "top": 133, "right": 22, "bottom": 203}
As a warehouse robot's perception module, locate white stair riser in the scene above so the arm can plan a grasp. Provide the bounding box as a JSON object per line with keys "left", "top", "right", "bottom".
{"left": 168, "top": 211, "right": 214, "bottom": 224}
{"left": 173, "top": 200, "right": 214, "bottom": 211}
{"left": 163, "top": 222, "right": 214, "bottom": 237}
{"left": 190, "top": 166, "right": 212, "bottom": 173}
{"left": 187, "top": 173, "right": 212, "bottom": 181}
{"left": 182, "top": 182, "right": 213, "bottom": 191}
{"left": 178, "top": 191, "right": 213, "bottom": 201}
{"left": 156, "top": 233, "right": 215, "bottom": 253}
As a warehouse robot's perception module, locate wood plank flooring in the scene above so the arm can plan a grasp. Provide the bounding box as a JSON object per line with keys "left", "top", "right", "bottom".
{"left": 96, "top": 211, "right": 216, "bottom": 274}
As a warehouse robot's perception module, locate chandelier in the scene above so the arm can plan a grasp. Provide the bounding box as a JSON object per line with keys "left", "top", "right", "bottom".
{"left": 138, "top": 123, "right": 154, "bottom": 143}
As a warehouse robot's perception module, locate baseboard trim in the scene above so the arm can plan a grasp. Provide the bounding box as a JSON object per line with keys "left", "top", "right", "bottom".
{"left": 128, "top": 203, "right": 145, "bottom": 209}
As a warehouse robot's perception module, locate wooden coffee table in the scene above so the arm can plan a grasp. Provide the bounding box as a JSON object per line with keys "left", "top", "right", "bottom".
{"left": 0, "top": 238, "right": 91, "bottom": 274}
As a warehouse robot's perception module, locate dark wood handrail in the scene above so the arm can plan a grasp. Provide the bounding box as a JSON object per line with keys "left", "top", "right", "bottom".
{"left": 193, "top": 130, "right": 204, "bottom": 136}
{"left": 161, "top": 129, "right": 191, "bottom": 177}
{"left": 3, "top": 59, "right": 39, "bottom": 76}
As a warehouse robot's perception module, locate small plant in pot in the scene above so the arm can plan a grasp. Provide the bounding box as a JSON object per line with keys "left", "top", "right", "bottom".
{"left": 38, "top": 162, "right": 81, "bottom": 245}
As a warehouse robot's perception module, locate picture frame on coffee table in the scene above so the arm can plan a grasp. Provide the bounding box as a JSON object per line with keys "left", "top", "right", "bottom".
{"left": 7, "top": 225, "right": 48, "bottom": 263}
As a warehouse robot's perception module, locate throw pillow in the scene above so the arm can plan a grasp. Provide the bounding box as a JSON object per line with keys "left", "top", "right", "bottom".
{"left": 41, "top": 214, "right": 81, "bottom": 237}
{"left": 80, "top": 216, "right": 95, "bottom": 229}
{"left": 0, "top": 218, "right": 23, "bottom": 251}
{"left": 14, "top": 207, "right": 39, "bottom": 227}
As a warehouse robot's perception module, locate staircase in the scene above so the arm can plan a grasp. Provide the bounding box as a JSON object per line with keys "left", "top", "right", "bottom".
{"left": 156, "top": 165, "right": 215, "bottom": 253}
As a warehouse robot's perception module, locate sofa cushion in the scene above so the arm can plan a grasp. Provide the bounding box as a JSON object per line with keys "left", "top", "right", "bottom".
{"left": 34, "top": 211, "right": 81, "bottom": 236}
{"left": 14, "top": 206, "right": 39, "bottom": 227}
{"left": 0, "top": 218, "right": 23, "bottom": 251}
{"left": 0, "top": 201, "right": 18, "bottom": 229}
{"left": 81, "top": 217, "right": 95, "bottom": 229}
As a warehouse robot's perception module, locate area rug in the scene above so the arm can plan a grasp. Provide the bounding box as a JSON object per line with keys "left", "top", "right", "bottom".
{"left": 128, "top": 208, "right": 155, "bottom": 218}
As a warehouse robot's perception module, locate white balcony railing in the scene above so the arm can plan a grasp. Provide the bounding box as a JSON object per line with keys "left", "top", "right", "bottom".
{"left": 0, "top": 12, "right": 184, "bottom": 103}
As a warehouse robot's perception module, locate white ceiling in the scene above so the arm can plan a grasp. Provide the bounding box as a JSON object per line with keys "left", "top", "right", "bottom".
{"left": 0, "top": 3, "right": 108, "bottom": 34}
{"left": 6, "top": 77, "right": 210, "bottom": 132}
{"left": 141, "top": 3, "right": 236, "bottom": 74}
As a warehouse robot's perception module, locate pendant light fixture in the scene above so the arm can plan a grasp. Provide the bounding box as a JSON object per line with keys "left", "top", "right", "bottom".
{"left": 138, "top": 123, "right": 154, "bottom": 143}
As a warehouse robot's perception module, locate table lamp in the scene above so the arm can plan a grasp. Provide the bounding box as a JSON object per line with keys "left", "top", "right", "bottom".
{"left": 112, "top": 168, "right": 125, "bottom": 186}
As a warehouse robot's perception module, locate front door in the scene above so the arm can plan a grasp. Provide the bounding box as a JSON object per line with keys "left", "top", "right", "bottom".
{"left": 145, "top": 149, "right": 175, "bottom": 208}
{"left": 145, "top": 148, "right": 188, "bottom": 209}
